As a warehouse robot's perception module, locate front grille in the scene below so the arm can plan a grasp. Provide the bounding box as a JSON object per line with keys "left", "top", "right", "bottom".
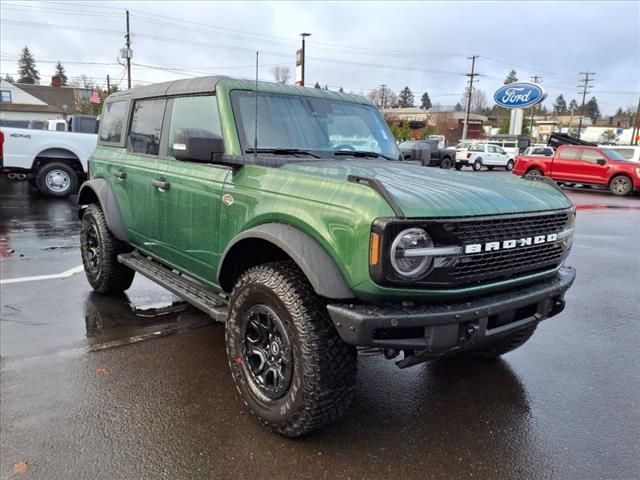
{"left": 452, "top": 242, "right": 564, "bottom": 281}
{"left": 449, "top": 212, "right": 569, "bottom": 284}
{"left": 454, "top": 212, "right": 569, "bottom": 245}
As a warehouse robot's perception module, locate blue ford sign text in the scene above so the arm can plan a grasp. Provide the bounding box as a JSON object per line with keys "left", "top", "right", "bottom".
{"left": 493, "top": 83, "right": 547, "bottom": 109}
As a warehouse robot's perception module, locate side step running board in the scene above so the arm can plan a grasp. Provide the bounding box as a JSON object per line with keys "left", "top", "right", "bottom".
{"left": 118, "top": 251, "right": 228, "bottom": 322}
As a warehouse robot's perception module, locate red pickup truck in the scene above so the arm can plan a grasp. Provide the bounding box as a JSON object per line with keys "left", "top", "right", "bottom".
{"left": 513, "top": 145, "right": 640, "bottom": 196}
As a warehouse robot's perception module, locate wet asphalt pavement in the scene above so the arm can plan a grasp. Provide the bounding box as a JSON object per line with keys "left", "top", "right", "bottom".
{"left": 1, "top": 175, "right": 639, "bottom": 480}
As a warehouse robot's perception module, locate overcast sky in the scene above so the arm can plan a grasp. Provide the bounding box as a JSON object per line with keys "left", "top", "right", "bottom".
{"left": 1, "top": 0, "right": 638, "bottom": 115}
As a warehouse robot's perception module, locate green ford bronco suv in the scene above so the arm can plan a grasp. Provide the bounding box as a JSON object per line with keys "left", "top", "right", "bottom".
{"left": 78, "top": 76, "right": 576, "bottom": 436}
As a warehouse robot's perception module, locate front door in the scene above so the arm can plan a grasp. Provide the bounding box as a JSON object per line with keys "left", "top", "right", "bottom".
{"left": 578, "top": 148, "right": 611, "bottom": 185}
{"left": 153, "top": 95, "right": 231, "bottom": 286}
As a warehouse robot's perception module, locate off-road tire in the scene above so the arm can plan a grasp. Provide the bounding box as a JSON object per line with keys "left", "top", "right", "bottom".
{"left": 36, "top": 162, "right": 78, "bottom": 198}
{"left": 465, "top": 324, "right": 537, "bottom": 359}
{"left": 609, "top": 175, "right": 632, "bottom": 196}
{"left": 440, "top": 157, "right": 453, "bottom": 169}
{"left": 506, "top": 160, "right": 515, "bottom": 171}
{"left": 225, "top": 261, "right": 357, "bottom": 437}
{"left": 80, "top": 204, "right": 135, "bottom": 294}
{"left": 472, "top": 159, "right": 483, "bottom": 171}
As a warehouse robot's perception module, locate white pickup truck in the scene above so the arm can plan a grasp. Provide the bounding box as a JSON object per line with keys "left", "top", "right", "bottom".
{"left": 0, "top": 127, "right": 97, "bottom": 198}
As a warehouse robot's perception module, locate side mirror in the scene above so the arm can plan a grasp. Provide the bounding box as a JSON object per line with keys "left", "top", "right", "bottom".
{"left": 173, "top": 128, "right": 224, "bottom": 162}
{"left": 596, "top": 158, "right": 607, "bottom": 166}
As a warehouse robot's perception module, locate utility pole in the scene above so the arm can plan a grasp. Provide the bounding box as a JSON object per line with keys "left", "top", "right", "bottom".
{"left": 529, "top": 75, "right": 542, "bottom": 140}
{"left": 299, "top": 33, "right": 311, "bottom": 87}
{"left": 125, "top": 10, "right": 132, "bottom": 89}
{"left": 577, "top": 72, "right": 595, "bottom": 139}
{"left": 462, "top": 55, "right": 479, "bottom": 140}
{"left": 380, "top": 84, "right": 387, "bottom": 110}
{"left": 106, "top": 74, "right": 110, "bottom": 93}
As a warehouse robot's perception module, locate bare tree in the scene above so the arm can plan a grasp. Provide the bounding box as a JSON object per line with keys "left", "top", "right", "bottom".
{"left": 461, "top": 87, "right": 488, "bottom": 113}
{"left": 271, "top": 66, "right": 291, "bottom": 84}
{"left": 367, "top": 86, "right": 398, "bottom": 109}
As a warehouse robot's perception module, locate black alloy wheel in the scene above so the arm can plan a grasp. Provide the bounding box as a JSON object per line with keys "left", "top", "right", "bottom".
{"left": 242, "top": 304, "right": 294, "bottom": 400}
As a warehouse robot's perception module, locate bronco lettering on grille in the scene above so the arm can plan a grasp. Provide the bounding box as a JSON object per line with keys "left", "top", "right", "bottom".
{"left": 464, "top": 233, "right": 558, "bottom": 254}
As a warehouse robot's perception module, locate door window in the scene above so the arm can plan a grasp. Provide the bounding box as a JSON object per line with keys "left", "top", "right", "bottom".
{"left": 487, "top": 145, "right": 497, "bottom": 153}
{"left": 99, "top": 100, "right": 128, "bottom": 144}
{"left": 581, "top": 149, "right": 605, "bottom": 164}
{"left": 167, "top": 95, "right": 222, "bottom": 158}
{"left": 558, "top": 148, "right": 580, "bottom": 161}
{"left": 129, "top": 98, "right": 166, "bottom": 155}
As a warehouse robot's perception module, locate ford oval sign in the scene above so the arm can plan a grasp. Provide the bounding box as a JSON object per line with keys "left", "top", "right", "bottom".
{"left": 493, "top": 82, "right": 547, "bottom": 109}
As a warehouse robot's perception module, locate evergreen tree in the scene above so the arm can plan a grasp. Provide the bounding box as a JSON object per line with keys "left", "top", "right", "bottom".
{"left": 314, "top": 82, "right": 321, "bottom": 89}
{"left": 338, "top": 86, "right": 344, "bottom": 93}
{"left": 553, "top": 94, "right": 567, "bottom": 114}
{"left": 420, "top": 91, "right": 432, "bottom": 110}
{"left": 17, "top": 46, "right": 40, "bottom": 84}
{"left": 504, "top": 69, "right": 518, "bottom": 84}
{"left": 454, "top": 102, "right": 463, "bottom": 112}
{"left": 54, "top": 61, "right": 68, "bottom": 86}
{"left": 398, "top": 86, "right": 414, "bottom": 107}
{"left": 3, "top": 74, "right": 15, "bottom": 83}
{"left": 585, "top": 97, "right": 600, "bottom": 122}
{"left": 615, "top": 107, "right": 624, "bottom": 116}
{"left": 568, "top": 99, "right": 579, "bottom": 112}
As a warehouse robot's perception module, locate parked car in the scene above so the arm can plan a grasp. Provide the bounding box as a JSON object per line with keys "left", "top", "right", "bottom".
{"left": 458, "top": 143, "right": 515, "bottom": 171}
{"left": 523, "top": 146, "right": 554, "bottom": 157}
{"left": 598, "top": 145, "right": 640, "bottom": 163}
{"left": 398, "top": 139, "right": 456, "bottom": 168}
{"left": 513, "top": 145, "right": 640, "bottom": 196}
{"left": 78, "top": 76, "right": 575, "bottom": 436}
{"left": 0, "top": 126, "right": 97, "bottom": 197}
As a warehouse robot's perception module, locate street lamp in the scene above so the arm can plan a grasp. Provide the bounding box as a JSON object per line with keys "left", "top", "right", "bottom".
{"left": 300, "top": 33, "right": 311, "bottom": 86}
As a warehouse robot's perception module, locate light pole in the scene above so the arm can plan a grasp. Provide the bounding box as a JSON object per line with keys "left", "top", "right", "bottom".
{"left": 300, "top": 33, "right": 311, "bottom": 87}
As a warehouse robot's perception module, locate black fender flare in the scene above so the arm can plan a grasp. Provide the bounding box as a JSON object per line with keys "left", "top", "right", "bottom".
{"left": 219, "top": 223, "right": 354, "bottom": 299}
{"left": 77, "top": 178, "right": 129, "bottom": 242}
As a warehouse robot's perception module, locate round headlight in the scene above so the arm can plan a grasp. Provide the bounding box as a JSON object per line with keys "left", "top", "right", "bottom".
{"left": 390, "top": 228, "right": 434, "bottom": 278}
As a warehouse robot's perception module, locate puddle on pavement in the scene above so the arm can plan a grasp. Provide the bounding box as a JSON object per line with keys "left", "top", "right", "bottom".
{"left": 83, "top": 291, "right": 216, "bottom": 351}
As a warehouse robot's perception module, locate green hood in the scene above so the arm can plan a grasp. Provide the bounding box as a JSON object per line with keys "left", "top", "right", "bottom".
{"left": 280, "top": 160, "right": 572, "bottom": 218}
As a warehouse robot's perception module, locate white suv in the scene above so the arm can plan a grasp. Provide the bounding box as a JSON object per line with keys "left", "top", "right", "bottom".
{"left": 458, "top": 143, "right": 514, "bottom": 171}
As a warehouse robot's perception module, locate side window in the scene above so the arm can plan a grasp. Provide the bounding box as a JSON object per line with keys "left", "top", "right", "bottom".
{"left": 99, "top": 100, "right": 128, "bottom": 143}
{"left": 496, "top": 147, "right": 506, "bottom": 154}
{"left": 558, "top": 148, "right": 580, "bottom": 161}
{"left": 167, "top": 95, "right": 222, "bottom": 158}
{"left": 488, "top": 145, "right": 496, "bottom": 153}
{"left": 581, "top": 149, "right": 604, "bottom": 164}
{"left": 129, "top": 98, "right": 166, "bottom": 155}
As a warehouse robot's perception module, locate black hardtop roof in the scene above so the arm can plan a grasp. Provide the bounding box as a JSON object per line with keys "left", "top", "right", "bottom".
{"left": 105, "top": 75, "right": 373, "bottom": 106}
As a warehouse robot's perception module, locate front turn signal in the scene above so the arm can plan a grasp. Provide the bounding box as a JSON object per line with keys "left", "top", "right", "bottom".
{"left": 370, "top": 232, "right": 380, "bottom": 266}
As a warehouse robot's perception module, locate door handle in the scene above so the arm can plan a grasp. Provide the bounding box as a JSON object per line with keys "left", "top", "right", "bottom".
{"left": 112, "top": 169, "right": 126, "bottom": 179}
{"left": 151, "top": 179, "right": 170, "bottom": 190}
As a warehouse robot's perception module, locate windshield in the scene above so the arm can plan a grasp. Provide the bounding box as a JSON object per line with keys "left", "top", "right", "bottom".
{"left": 602, "top": 148, "right": 628, "bottom": 161}
{"left": 231, "top": 90, "right": 400, "bottom": 159}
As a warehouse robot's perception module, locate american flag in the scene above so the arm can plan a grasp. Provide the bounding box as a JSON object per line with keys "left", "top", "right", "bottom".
{"left": 89, "top": 90, "right": 101, "bottom": 105}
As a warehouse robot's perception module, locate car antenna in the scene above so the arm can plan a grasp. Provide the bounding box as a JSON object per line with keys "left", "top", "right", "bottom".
{"left": 254, "top": 50, "right": 259, "bottom": 161}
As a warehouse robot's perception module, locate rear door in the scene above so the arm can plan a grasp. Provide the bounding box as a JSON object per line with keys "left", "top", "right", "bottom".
{"left": 119, "top": 98, "right": 167, "bottom": 254}
{"left": 153, "top": 94, "right": 231, "bottom": 284}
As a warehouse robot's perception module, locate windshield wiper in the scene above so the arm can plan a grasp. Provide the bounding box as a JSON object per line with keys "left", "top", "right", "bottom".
{"left": 333, "top": 150, "right": 396, "bottom": 161}
{"left": 245, "top": 148, "right": 321, "bottom": 158}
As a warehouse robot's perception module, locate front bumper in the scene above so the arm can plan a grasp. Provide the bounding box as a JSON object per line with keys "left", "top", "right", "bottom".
{"left": 327, "top": 266, "right": 575, "bottom": 357}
